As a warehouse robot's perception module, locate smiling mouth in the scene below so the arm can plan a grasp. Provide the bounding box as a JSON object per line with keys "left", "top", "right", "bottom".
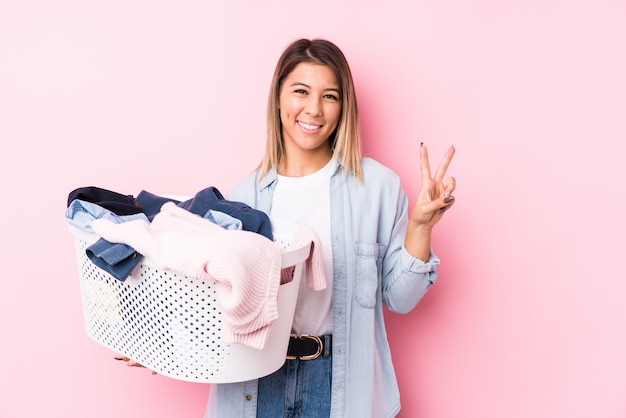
{"left": 298, "top": 121, "right": 322, "bottom": 131}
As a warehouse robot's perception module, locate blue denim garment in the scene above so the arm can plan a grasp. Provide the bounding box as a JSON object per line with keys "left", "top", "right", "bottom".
{"left": 134, "top": 190, "right": 181, "bottom": 221}
{"left": 135, "top": 189, "right": 246, "bottom": 232}
{"left": 66, "top": 199, "right": 150, "bottom": 281}
{"left": 85, "top": 238, "right": 141, "bottom": 281}
{"left": 178, "top": 186, "right": 273, "bottom": 240}
{"left": 205, "top": 158, "right": 440, "bottom": 418}
{"left": 256, "top": 356, "right": 332, "bottom": 417}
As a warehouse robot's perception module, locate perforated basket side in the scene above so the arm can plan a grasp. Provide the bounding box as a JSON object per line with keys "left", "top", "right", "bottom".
{"left": 73, "top": 235, "right": 235, "bottom": 382}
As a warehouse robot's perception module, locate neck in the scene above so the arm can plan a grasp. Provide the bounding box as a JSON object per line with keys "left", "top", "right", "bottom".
{"left": 279, "top": 149, "right": 332, "bottom": 177}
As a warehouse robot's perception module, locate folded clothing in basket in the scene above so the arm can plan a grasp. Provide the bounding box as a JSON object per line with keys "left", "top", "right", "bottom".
{"left": 92, "top": 202, "right": 282, "bottom": 350}
{"left": 66, "top": 199, "right": 151, "bottom": 281}
{"left": 67, "top": 185, "right": 267, "bottom": 282}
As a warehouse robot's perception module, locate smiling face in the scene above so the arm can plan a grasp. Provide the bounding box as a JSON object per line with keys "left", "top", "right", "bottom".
{"left": 278, "top": 63, "right": 342, "bottom": 174}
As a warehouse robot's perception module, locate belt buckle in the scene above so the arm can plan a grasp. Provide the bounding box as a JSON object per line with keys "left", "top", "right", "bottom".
{"left": 286, "top": 334, "right": 323, "bottom": 361}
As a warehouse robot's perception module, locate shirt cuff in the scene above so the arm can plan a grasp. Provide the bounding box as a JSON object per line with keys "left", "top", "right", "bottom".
{"left": 400, "top": 247, "right": 440, "bottom": 273}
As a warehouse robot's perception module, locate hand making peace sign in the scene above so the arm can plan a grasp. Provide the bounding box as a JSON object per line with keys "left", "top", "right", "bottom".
{"left": 410, "top": 143, "right": 456, "bottom": 226}
{"left": 404, "top": 143, "right": 456, "bottom": 261}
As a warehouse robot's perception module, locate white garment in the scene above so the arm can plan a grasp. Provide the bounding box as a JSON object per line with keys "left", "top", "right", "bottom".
{"left": 270, "top": 159, "right": 334, "bottom": 336}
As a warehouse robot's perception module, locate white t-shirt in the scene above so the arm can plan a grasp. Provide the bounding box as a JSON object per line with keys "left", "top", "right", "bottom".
{"left": 270, "top": 159, "right": 334, "bottom": 335}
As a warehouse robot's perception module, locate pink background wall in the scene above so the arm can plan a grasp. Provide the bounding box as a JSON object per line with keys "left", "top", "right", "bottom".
{"left": 2, "top": 1, "right": 625, "bottom": 417}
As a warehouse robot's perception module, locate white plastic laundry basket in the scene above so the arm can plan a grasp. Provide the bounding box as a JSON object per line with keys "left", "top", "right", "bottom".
{"left": 69, "top": 218, "right": 310, "bottom": 383}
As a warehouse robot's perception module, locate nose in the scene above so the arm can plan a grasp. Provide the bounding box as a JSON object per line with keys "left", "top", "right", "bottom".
{"left": 305, "top": 95, "right": 323, "bottom": 117}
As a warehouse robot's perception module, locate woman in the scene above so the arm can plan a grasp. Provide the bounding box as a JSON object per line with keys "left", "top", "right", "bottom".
{"left": 205, "top": 38, "right": 456, "bottom": 417}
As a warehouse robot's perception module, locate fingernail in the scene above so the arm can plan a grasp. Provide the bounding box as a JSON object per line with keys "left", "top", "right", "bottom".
{"left": 152, "top": 371, "right": 157, "bottom": 375}
{"left": 444, "top": 196, "right": 455, "bottom": 204}
{"left": 420, "top": 142, "right": 424, "bottom": 146}
{"left": 114, "top": 357, "right": 124, "bottom": 361}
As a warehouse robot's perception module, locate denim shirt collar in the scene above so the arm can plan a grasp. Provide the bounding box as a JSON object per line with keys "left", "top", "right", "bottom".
{"left": 257, "top": 158, "right": 342, "bottom": 193}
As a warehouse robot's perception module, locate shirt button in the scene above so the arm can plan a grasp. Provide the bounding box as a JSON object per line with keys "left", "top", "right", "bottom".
{"left": 245, "top": 394, "right": 253, "bottom": 401}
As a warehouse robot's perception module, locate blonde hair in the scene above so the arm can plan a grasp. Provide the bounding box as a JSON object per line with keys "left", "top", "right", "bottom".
{"left": 259, "top": 38, "right": 363, "bottom": 181}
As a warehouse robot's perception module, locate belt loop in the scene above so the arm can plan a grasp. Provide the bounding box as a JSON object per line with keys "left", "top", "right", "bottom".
{"left": 323, "top": 334, "right": 332, "bottom": 357}
{"left": 286, "top": 333, "right": 297, "bottom": 360}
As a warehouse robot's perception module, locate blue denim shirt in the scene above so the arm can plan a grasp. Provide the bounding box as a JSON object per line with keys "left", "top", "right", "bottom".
{"left": 205, "top": 158, "right": 440, "bottom": 418}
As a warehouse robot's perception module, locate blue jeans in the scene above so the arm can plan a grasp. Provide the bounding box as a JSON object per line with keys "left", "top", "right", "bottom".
{"left": 256, "top": 356, "right": 332, "bottom": 418}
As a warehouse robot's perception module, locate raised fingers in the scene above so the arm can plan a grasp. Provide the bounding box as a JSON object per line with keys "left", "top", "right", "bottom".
{"left": 433, "top": 145, "right": 455, "bottom": 182}
{"left": 420, "top": 143, "right": 433, "bottom": 181}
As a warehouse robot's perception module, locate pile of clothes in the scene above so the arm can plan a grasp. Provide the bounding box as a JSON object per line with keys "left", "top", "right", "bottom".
{"left": 66, "top": 186, "right": 325, "bottom": 350}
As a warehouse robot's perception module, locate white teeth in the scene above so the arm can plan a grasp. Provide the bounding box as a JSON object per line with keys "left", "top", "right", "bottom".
{"left": 298, "top": 121, "right": 321, "bottom": 131}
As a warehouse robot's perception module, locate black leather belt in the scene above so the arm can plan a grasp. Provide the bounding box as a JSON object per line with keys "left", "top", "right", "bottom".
{"left": 286, "top": 334, "right": 332, "bottom": 360}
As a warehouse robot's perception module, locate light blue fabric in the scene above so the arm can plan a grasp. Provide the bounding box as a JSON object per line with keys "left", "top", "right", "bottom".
{"left": 205, "top": 158, "right": 440, "bottom": 418}
{"left": 204, "top": 209, "right": 242, "bottom": 231}
{"left": 66, "top": 199, "right": 149, "bottom": 232}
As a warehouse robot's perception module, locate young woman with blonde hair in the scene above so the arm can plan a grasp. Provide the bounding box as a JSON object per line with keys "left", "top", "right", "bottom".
{"left": 205, "top": 38, "right": 456, "bottom": 417}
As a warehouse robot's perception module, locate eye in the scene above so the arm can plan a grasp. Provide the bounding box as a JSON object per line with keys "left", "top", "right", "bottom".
{"left": 324, "top": 94, "right": 339, "bottom": 101}
{"left": 294, "top": 89, "right": 308, "bottom": 95}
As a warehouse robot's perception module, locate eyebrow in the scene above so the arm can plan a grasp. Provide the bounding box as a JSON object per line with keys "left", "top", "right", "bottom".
{"left": 289, "top": 82, "right": 341, "bottom": 94}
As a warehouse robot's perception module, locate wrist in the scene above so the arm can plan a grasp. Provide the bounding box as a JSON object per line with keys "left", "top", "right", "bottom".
{"left": 408, "top": 220, "right": 434, "bottom": 235}
{"left": 404, "top": 222, "right": 433, "bottom": 262}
